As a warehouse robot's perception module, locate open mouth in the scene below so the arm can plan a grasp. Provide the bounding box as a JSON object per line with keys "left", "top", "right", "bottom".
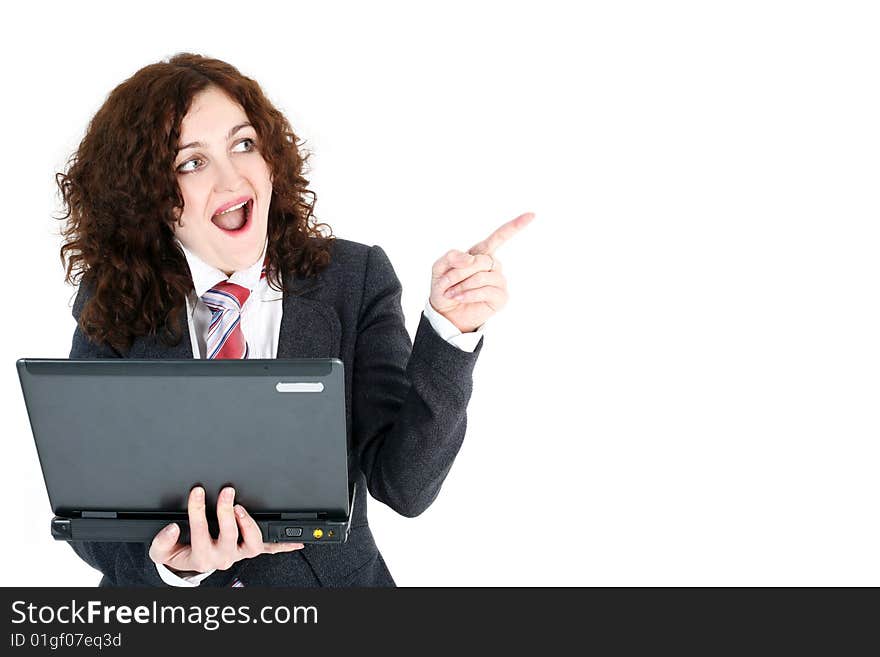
{"left": 211, "top": 198, "right": 253, "bottom": 234}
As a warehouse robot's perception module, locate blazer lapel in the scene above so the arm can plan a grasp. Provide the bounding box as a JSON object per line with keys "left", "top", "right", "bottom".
{"left": 276, "top": 274, "right": 340, "bottom": 359}
{"left": 128, "top": 315, "right": 194, "bottom": 359}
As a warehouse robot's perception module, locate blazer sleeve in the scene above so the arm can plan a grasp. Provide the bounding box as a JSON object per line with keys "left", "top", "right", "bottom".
{"left": 351, "top": 245, "right": 484, "bottom": 518}
{"left": 66, "top": 280, "right": 169, "bottom": 586}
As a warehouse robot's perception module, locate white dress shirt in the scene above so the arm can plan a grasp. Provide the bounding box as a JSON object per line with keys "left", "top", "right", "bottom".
{"left": 157, "top": 237, "right": 485, "bottom": 586}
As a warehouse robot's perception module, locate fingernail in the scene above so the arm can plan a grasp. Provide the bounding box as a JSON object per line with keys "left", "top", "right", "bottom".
{"left": 234, "top": 505, "right": 245, "bottom": 518}
{"left": 193, "top": 487, "right": 204, "bottom": 500}
{"left": 224, "top": 487, "right": 235, "bottom": 501}
{"left": 165, "top": 523, "right": 178, "bottom": 534}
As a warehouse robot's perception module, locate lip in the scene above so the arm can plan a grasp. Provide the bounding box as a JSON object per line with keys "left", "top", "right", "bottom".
{"left": 212, "top": 195, "right": 252, "bottom": 217}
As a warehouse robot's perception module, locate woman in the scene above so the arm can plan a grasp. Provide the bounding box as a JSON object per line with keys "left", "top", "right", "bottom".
{"left": 59, "top": 52, "right": 533, "bottom": 586}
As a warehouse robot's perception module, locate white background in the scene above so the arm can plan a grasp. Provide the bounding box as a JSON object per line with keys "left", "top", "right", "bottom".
{"left": 1, "top": 1, "right": 878, "bottom": 586}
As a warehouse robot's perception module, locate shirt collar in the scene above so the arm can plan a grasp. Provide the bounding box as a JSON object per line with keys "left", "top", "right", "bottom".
{"left": 175, "top": 236, "right": 269, "bottom": 300}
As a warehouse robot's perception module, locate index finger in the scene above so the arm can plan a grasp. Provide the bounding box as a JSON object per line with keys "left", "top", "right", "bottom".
{"left": 468, "top": 212, "right": 535, "bottom": 256}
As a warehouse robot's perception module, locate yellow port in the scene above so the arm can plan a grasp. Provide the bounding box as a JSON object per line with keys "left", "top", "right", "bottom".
{"left": 313, "top": 528, "right": 324, "bottom": 539}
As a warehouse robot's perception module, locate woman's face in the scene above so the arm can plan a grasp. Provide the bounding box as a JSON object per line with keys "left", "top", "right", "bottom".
{"left": 171, "top": 86, "right": 272, "bottom": 275}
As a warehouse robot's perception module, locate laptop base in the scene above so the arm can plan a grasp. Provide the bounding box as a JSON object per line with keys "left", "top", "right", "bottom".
{"left": 51, "top": 516, "right": 352, "bottom": 544}
{"left": 52, "top": 483, "right": 357, "bottom": 545}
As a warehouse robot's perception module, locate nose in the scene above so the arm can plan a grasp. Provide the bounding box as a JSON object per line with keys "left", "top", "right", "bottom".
{"left": 212, "top": 153, "right": 245, "bottom": 193}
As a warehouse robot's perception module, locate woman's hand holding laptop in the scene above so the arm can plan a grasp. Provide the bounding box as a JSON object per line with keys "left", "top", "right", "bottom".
{"left": 148, "top": 485, "right": 304, "bottom": 575}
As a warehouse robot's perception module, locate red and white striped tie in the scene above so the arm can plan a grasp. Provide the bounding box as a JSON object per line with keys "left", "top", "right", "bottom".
{"left": 200, "top": 264, "right": 267, "bottom": 360}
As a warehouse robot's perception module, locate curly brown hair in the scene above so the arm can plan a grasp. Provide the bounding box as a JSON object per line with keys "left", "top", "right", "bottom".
{"left": 58, "top": 52, "right": 334, "bottom": 354}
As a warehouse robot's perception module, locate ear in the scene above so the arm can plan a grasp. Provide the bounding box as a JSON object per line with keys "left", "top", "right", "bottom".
{"left": 170, "top": 207, "right": 185, "bottom": 230}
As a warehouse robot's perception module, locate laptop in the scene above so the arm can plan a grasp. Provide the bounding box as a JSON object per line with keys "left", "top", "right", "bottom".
{"left": 16, "top": 358, "right": 355, "bottom": 544}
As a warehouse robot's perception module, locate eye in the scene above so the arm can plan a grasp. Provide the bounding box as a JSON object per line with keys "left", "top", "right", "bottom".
{"left": 176, "top": 157, "right": 202, "bottom": 173}
{"left": 233, "top": 137, "right": 257, "bottom": 152}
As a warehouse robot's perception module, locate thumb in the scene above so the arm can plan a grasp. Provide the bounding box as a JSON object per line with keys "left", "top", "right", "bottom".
{"left": 148, "top": 522, "right": 180, "bottom": 564}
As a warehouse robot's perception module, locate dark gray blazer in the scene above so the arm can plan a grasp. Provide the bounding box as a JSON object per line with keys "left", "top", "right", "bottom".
{"left": 67, "top": 238, "right": 483, "bottom": 587}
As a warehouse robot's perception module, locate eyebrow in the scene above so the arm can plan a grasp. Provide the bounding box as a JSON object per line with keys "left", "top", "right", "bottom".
{"left": 176, "top": 123, "right": 254, "bottom": 153}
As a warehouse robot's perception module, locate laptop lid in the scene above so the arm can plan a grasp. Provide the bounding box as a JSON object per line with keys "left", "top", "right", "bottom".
{"left": 16, "top": 358, "right": 349, "bottom": 519}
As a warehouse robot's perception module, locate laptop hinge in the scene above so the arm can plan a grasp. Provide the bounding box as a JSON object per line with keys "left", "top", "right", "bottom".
{"left": 281, "top": 512, "right": 318, "bottom": 520}
{"left": 82, "top": 511, "right": 117, "bottom": 519}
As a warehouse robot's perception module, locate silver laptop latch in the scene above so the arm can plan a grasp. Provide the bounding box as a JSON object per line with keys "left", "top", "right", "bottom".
{"left": 275, "top": 382, "right": 324, "bottom": 393}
